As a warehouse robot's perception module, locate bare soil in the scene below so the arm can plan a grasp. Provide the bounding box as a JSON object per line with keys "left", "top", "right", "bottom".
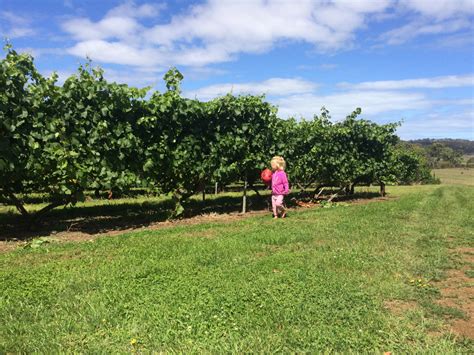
{"left": 384, "top": 247, "right": 473, "bottom": 340}
{"left": 384, "top": 300, "right": 419, "bottom": 315}
{"left": 434, "top": 247, "right": 474, "bottom": 339}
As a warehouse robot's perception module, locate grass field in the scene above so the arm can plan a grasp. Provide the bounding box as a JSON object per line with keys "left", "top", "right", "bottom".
{"left": 1, "top": 185, "right": 473, "bottom": 352}
{"left": 0, "top": 187, "right": 382, "bottom": 240}
{"left": 433, "top": 168, "right": 474, "bottom": 186}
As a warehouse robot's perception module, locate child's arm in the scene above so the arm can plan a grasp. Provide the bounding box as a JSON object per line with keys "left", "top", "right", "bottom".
{"left": 282, "top": 172, "right": 290, "bottom": 195}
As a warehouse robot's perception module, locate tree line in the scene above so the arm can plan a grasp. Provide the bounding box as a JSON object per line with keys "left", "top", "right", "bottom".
{"left": 0, "top": 45, "right": 435, "bottom": 220}
{"left": 409, "top": 138, "right": 474, "bottom": 155}
{"left": 406, "top": 140, "right": 472, "bottom": 169}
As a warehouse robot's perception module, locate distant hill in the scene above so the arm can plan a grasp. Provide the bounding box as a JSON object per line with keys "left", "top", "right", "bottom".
{"left": 407, "top": 139, "right": 474, "bottom": 155}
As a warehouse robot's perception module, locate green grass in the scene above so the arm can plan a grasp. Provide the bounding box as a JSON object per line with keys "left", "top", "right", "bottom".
{"left": 0, "top": 187, "right": 383, "bottom": 240}
{"left": 433, "top": 168, "right": 474, "bottom": 186}
{"left": 1, "top": 185, "right": 473, "bottom": 352}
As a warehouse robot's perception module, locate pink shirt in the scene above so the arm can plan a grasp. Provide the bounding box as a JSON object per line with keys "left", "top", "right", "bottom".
{"left": 272, "top": 170, "right": 289, "bottom": 195}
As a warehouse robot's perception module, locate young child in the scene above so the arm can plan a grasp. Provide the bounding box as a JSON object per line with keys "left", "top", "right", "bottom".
{"left": 270, "top": 156, "right": 289, "bottom": 219}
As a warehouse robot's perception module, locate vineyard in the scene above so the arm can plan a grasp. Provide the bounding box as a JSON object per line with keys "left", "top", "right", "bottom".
{"left": 1, "top": 45, "right": 434, "bottom": 221}
{"left": 1, "top": 46, "right": 473, "bottom": 353}
{"left": 2, "top": 0, "right": 474, "bottom": 349}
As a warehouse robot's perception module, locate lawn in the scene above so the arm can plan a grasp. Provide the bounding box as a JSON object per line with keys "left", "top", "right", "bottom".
{"left": 0, "top": 187, "right": 382, "bottom": 240}
{"left": 1, "top": 185, "right": 473, "bottom": 352}
{"left": 433, "top": 168, "right": 474, "bottom": 186}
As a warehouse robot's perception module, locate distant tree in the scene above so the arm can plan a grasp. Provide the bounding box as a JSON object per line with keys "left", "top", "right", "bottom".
{"left": 392, "top": 143, "right": 438, "bottom": 184}
{"left": 426, "top": 143, "right": 463, "bottom": 168}
{"left": 466, "top": 157, "right": 474, "bottom": 168}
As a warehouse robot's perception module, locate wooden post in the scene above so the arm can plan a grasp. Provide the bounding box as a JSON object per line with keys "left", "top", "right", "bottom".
{"left": 202, "top": 189, "right": 206, "bottom": 201}
{"left": 242, "top": 179, "right": 248, "bottom": 213}
{"left": 314, "top": 186, "right": 325, "bottom": 200}
{"left": 215, "top": 182, "right": 218, "bottom": 195}
{"left": 344, "top": 185, "right": 350, "bottom": 195}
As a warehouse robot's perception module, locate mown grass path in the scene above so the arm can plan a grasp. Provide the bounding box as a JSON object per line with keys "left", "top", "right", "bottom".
{"left": 1, "top": 186, "right": 473, "bottom": 352}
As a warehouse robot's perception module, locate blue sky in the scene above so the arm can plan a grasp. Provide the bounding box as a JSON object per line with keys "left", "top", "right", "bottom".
{"left": 1, "top": 0, "right": 473, "bottom": 139}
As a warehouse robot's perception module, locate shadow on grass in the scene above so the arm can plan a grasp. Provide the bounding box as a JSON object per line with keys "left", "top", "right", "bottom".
{"left": 0, "top": 190, "right": 382, "bottom": 241}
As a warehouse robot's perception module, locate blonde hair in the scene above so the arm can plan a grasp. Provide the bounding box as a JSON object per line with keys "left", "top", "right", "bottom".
{"left": 271, "top": 156, "right": 286, "bottom": 170}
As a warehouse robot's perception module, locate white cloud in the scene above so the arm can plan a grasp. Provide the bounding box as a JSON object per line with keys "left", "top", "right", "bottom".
{"left": 380, "top": 18, "right": 472, "bottom": 45}
{"left": 61, "top": 1, "right": 166, "bottom": 43}
{"left": 437, "top": 98, "right": 474, "bottom": 107}
{"left": 319, "top": 63, "right": 338, "bottom": 70}
{"left": 62, "top": 0, "right": 393, "bottom": 68}
{"left": 68, "top": 40, "right": 156, "bottom": 66}
{"left": 397, "top": 109, "right": 474, "bottom": 139}
{"left": 5, "top": 27, "right": 34, "bottom": 38}
{"left": 186, "top": 78, "right": 317, "bottom": 99}
{"left": 338, "top": 74, "right": 474, "bottom": 90}
{"left": 276, "top": 90, "right": 431, "bottom": 119}
{"left": 145, "top": 0, "right": 392, "bottom": 51}
{"left": 60, "top": 0, "right": 473, "bottom": 68}
{"left": 1, "top": 11, "right": 28, "bottom": 25}
{"left": 0, "top": 11, "right": 35, "bottom": 38}
{"left": 42, "top": 69, "right": 75, "bottom": 85}
{"left": 103, "top": 68, "right": 161, "bottom": 88}
{"left": 297, "top": 63, "right": 338, "bottom": 71}
{"left": 62, "top": 16, "right": 141, "bottom": 41}
{"left": 189, "top": 73, "right": 474, "bottom": 120}
{"left": 181, "top": 66, "right": 228, "bottom": 81}
{"left": 431, "top": 32, "right": 474, "bottom": 48}
{"left": 16, "top": 47, "right": 64, "bottom": 58}
{"left": 399, "top": 0, "right": 474, "bottom": 20}
{"left": 67, "top": 40, "right": 233, "bottom": 67}
{"left": 16, "top": 47, "right": 41, "bottom": 57}
{"left": 378, "top": 0, "right": 474, "bottom": 45}
{"left": 106, "top": 2, "right": 165, "bottom": 18}
{"left": 276, "top": 90, "right": 474, "bottom": 140}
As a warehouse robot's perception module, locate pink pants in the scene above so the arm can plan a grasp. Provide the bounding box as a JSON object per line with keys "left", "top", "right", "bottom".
{"left": 272, "top": 194, "right": 285, "bottom": 216}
